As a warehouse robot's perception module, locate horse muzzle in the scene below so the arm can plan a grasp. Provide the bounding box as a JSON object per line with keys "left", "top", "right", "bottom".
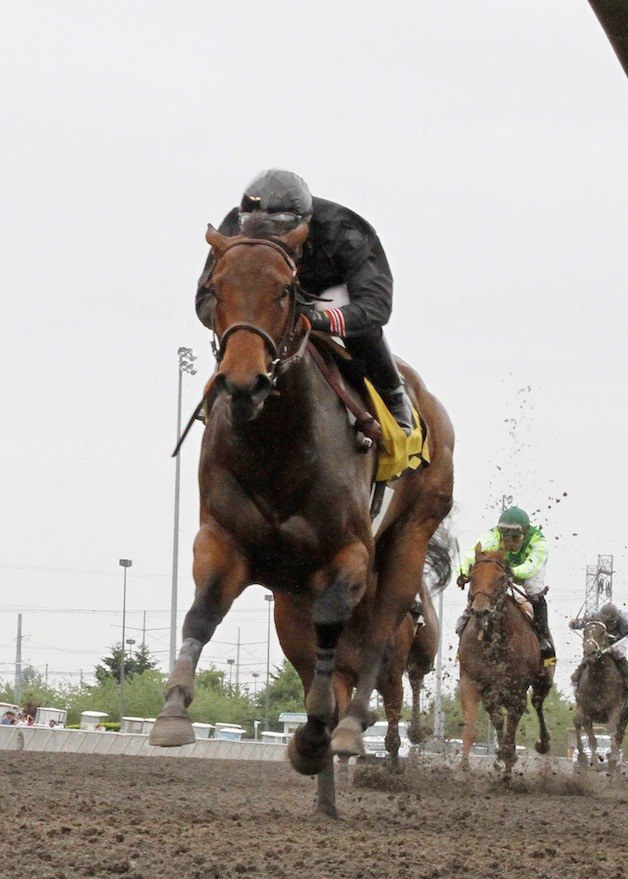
{"left": 214, "top": 371, "right": 273, "bottom": 422}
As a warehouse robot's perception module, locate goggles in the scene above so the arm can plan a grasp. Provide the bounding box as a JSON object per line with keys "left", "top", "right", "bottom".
{"left": 499, "top": 527, "right": 524, "bottom": 538}
{"left": 239, "top": 210, "right": 305, "bottom": 235}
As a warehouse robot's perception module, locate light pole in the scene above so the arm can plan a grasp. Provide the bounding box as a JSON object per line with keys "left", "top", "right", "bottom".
{"left": 264, "top": 594, "right": 274, "bottom": 730}
{"left": 252, "top": 672, "right": 260, "bottom": 695}
{"left": 119, "top": 559, "right": 132, "bottom": 723}
{"left": 227, "top": 658, "right": 235, "bottom": 692}
{"left": 170, "top": 346, "right": 198, "bottom": 674}
{"left": 126, "top": 638, "right": 136, "bottom": 662}
{"left": 433, "top": 587, "right": 445, "bottom": 748}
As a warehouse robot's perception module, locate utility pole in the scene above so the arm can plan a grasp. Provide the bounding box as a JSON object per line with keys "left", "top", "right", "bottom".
{"left": 14, "top": 614, "right": 23, "bottom": 704}
{"left": 235, "top": 628, "right": 241, "bottom": 692}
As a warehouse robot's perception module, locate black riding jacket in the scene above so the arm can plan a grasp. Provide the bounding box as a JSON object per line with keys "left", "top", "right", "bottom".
{"left": 196, "top": 197, "right": 393, "bottom": 339}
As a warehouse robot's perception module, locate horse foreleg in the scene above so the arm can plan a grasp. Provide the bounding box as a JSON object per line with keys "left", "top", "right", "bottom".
{"left": 460, "top": 674, "right": 480, "bottom": 771}
{"left": 573, "top": 707, "right": 588, "bottom": 771}
{"left": 382, "top": 675, "right": 404, "bottom": 772}
{"left": 293, "top": 542, "right": 369, "bottom": 768}
{"left": 150, "top": 526, "right": 247, "bottom": 747}
{"left": 531, "top": 668, "right": 553, "bottom": 755}
{"left": 407, "top": 667, "right": 424, "bottom": 746}
{"left": 499, "top": 708, "right": 524, "bottom": 780}
{"left": 584, "top": 717, "right": 597, "bottom": 766}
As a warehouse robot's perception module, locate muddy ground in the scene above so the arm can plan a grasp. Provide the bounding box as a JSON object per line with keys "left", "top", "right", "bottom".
{"left": 1, "top": 752, "right": 626, "bottom": 879}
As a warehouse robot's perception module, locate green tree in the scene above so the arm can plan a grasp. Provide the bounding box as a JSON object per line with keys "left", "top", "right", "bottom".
{"left": 94, "top": 643, "right": 158, "bottom": 684}
{"left": 257, "top": 659, "right": 305, "bottom": 729}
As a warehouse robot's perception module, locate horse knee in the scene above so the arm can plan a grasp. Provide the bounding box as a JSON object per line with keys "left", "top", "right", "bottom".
{"left": 312, "top": 543, "right": 369, "bottom": 638}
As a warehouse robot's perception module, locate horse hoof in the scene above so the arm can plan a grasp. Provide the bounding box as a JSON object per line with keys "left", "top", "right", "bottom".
{"left": 288, "top": 736, "right": 328, "bottom": 776}
{"left": 149, "top": 716, "right": 196, "bottom": 747}
{"left": 331, "top": 716, "right": 365, "bottom": 757}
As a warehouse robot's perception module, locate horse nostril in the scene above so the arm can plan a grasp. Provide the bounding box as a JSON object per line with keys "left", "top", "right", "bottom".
{"left": 252, "top": 374, "right": 271, "bottom": 397}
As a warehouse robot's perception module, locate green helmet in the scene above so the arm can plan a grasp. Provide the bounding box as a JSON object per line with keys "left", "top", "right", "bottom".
{"left": 498, "top": 506, "right": 530, "bottom": 533}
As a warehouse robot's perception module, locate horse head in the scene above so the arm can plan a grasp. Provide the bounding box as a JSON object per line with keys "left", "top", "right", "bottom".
{"left": 204, "top": 222, "right": 310, "bottom": 423}
{"left": 467, "top": 545, "right": 510, "bottom": 633}
{"left": 582, "top": 620, "right": 609, "bottom": 661}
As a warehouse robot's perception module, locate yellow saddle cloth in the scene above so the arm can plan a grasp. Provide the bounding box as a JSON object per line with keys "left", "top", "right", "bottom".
{"left": 364, "top": 379, "right": 430, "bottom": 482}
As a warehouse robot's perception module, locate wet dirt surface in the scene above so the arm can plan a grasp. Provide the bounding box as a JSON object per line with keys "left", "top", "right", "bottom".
{"left": 1, "top": 752, "right": 626, "bottom": 879}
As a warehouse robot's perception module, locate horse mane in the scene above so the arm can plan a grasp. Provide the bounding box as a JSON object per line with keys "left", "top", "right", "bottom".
{"left": 424, "top": 522, "right": 453, "bottom": 592}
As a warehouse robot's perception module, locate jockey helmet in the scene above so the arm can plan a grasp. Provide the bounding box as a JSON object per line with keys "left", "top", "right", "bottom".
{"left": 497, "top": 506, "right": 530, "bottom": 533}
{"left": 597, "top": 603, "right": 621, "bottom": 631}
{"left": 239, "top": 169, "right": 313, "bottom": 234}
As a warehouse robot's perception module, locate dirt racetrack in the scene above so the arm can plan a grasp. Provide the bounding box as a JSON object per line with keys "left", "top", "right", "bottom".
{"left": 1, "top": 752, "right": 626, "bottom": 879}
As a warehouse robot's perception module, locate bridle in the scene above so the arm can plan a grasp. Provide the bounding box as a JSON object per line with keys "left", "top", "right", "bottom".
{"left": 468, "top": 557, "right": 511, "bottom": 619}
{"left": 207, "top": 237, "right": 310, "bottom": 389}
{"left": 582, "top": 620, "right": 609, "bottom": 658}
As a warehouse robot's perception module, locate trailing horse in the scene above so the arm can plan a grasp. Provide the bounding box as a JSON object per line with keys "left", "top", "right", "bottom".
{"left": 573, "top": 619, "right": 628, "bottom": 774}
{"left": 149, "top": 223, "right": 453, "bottom": 816}
{"left": 458, "top": 546, "right": 554, "bottom": 779}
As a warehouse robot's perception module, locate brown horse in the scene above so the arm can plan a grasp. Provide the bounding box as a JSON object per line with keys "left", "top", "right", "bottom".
{"left": 459, "top": 546, "right": 554, "bottom": 778}
{"left": 573, "top": 620, "right": 627, "bottom": 774}
{"left": 149, "top": 223, "right": 453, "bottom": 815}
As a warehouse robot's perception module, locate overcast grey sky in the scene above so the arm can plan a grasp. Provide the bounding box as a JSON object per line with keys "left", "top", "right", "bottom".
{"left": 1, "top": 2, "right": 627, "bottom": 701}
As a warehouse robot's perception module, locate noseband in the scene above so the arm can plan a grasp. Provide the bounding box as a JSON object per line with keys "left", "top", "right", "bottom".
{"left": 208, "top": 238, "right": 308, "bottom": 388}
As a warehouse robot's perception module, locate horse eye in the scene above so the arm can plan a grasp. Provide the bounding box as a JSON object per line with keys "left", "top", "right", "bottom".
{"left": 279, "top": 285, "right": 291, "bottom": 300}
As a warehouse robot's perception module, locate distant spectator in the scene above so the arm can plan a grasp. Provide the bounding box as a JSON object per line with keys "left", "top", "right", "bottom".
{"left": 95, "top": 723, "right": 105, "bottom": 731}
{"left": 48, "top": 719, "right": 57, "bottom": 728}
{"left": 1, "top": 710, "right": 16, "bottom": 725}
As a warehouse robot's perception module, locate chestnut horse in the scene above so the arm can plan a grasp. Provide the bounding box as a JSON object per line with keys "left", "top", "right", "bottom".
{"left": 459, "top": 546, "right": 554, "bottom": 778}
{"left": 573, "top": 620, "right": 627, "bottom": 774}
{"left": 149, "top": 223, "right": 453, "bottom": 815}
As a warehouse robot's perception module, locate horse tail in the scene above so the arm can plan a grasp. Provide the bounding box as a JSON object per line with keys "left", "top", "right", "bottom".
{"left": 424, "top": 521, "right": 453, "bottom": 592}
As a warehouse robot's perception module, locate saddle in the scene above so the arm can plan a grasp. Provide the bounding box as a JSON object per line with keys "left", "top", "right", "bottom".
{"left": 307, "top": 334, "right": 430, "bottom": 485}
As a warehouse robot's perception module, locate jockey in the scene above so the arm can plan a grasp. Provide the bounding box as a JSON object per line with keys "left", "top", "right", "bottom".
{"left": 196, "top": 168, "right": 414, "bottom": 435}
{"left": 455, "top": 506, "right": 555, "bottom": 659}
{"left": 569, "top": 603, "right": 628, "bottom": 692}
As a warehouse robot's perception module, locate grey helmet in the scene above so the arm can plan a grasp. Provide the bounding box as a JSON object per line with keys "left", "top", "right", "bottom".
{"left": 239, "top": 169, "right": 313, "bottom": 234}
{"left": 597, "top": 603, "right": 621, "bottom": 632}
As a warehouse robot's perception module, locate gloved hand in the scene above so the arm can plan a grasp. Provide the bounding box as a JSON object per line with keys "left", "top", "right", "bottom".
{"left": 300, "top": 305, "right": 331, "bottom": 332}
{"left": 456, "top": 574, "right": 468, "bottom": 589}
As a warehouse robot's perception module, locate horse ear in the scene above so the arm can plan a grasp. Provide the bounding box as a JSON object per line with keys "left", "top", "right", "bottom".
{"left": 205, "top": 224, "right": 228, "bottom": 254}
{"left": 281, "top": 220, "right": 310, "bottom": 252}
{"left": 475, "top": 542, "right": 483, "bottom": 559}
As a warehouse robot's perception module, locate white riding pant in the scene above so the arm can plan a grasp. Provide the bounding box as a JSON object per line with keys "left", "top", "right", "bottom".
{"left": 519, "top": 562, "right": 547, "bottom": 598}
{"left": 610, "top": 637, "right": 628, "bottom": 660}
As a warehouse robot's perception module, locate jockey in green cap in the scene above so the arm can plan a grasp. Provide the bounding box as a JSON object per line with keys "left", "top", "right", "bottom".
{"left": 455, "top": 506, "right": 555, "bottom": 660}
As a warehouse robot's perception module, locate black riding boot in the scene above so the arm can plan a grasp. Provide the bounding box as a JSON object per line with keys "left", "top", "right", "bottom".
{"left": 530, "top": 594, "right": 555, "bottom": 660}
{"left": 345, "top": 330, "right": 414, "bottom": 436}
